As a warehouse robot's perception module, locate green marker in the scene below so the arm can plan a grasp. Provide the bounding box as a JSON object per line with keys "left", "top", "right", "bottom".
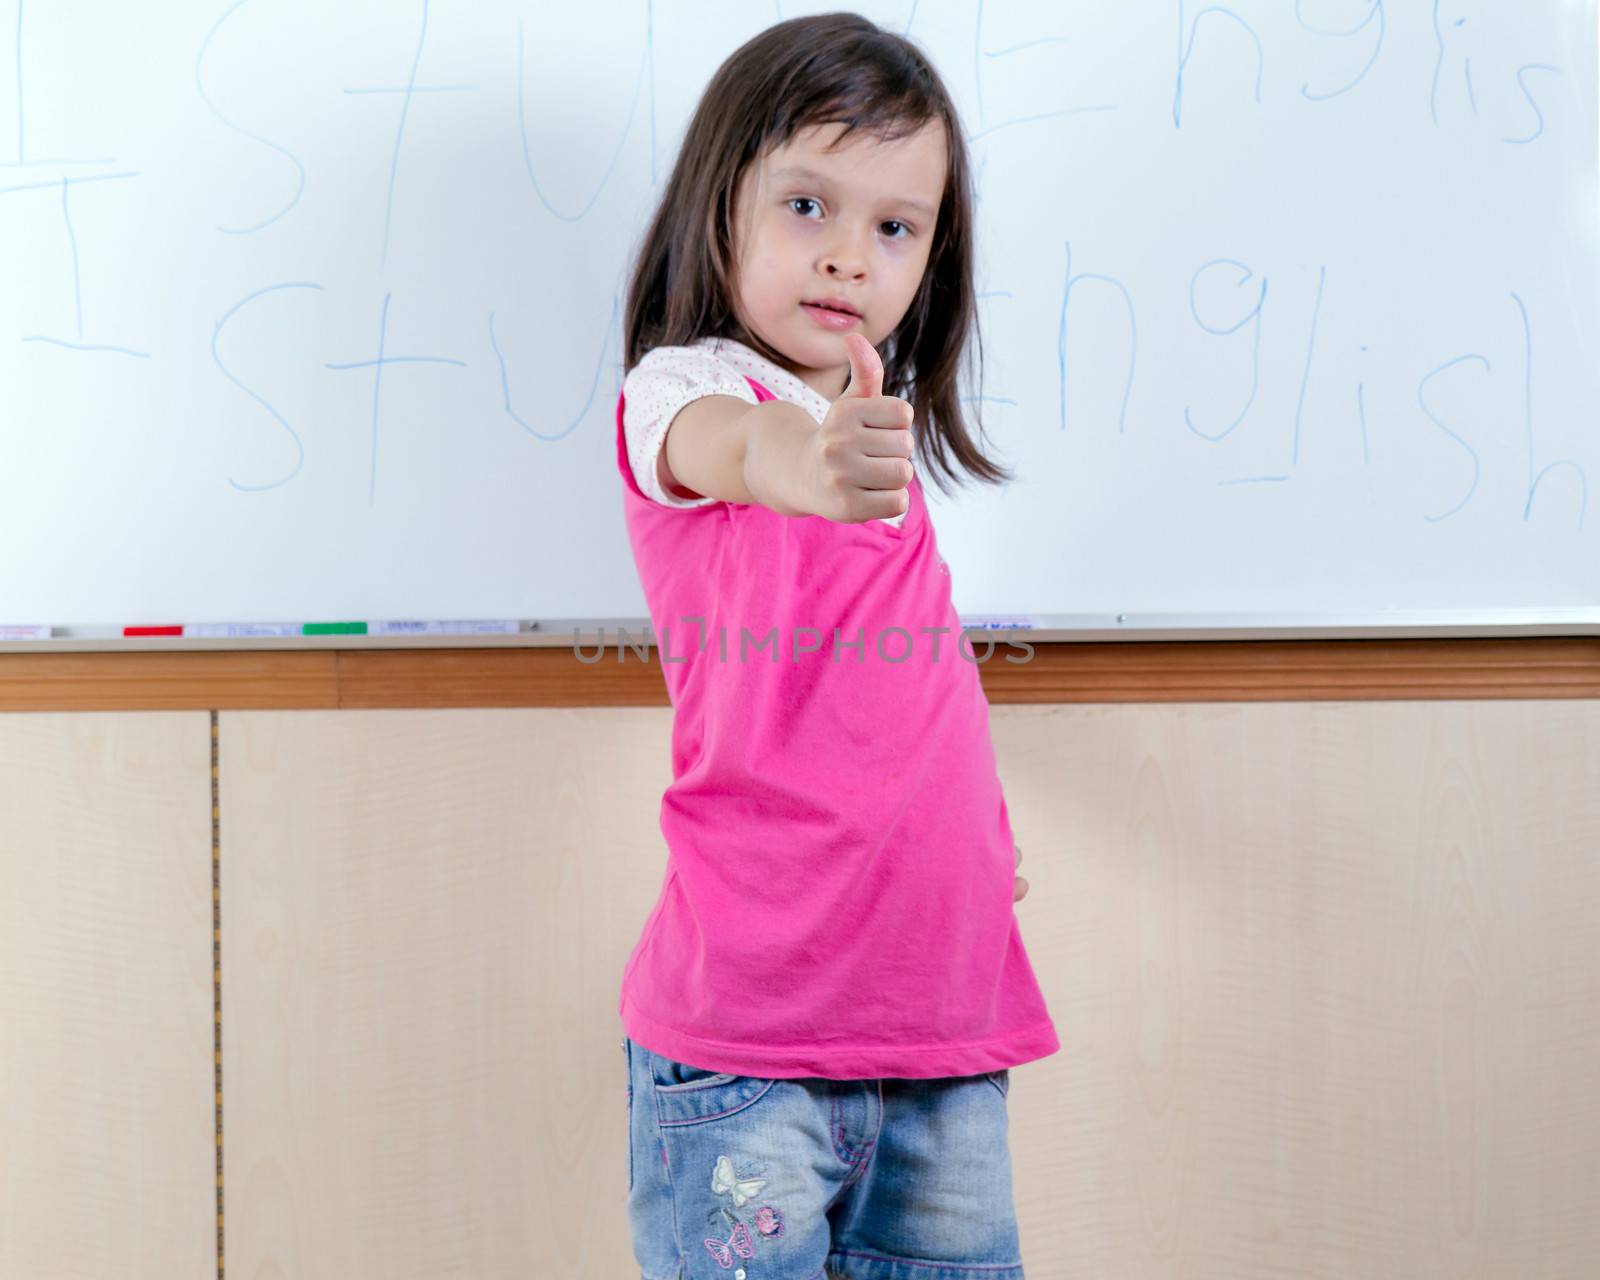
{"left": 302, "top": 621, "right": 368, "bottom": 635}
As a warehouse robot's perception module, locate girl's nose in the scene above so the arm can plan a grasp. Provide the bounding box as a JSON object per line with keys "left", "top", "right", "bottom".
{"left": 824, "top": 251, "right": 866, "bottom": 280}
{"left": 822, "top": 229, "right": 868, "bottom": 279}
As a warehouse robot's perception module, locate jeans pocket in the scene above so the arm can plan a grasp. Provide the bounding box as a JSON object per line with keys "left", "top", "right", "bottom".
{"left": 984, "top": 1068, "right": 1011, "bottom": 1100}
{"left": 647, "top": 1050, "right": 775, "bottom": 1128}
{"left": 653, "top": 1062, "right": 741, "bottom": 1091}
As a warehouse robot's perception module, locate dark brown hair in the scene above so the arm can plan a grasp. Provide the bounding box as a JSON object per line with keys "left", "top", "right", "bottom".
{"left": 621, "top": 11, "right": 1011, "bottom": 496}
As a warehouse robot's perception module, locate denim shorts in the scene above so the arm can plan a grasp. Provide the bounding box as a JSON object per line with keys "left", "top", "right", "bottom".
{"left": 622, "top": 1035, "right": 1025, "bottom": 1280}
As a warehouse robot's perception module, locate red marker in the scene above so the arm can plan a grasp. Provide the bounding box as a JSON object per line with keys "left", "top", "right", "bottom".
{"left": 123, "top": 625, "right": 184, "bottom": 636}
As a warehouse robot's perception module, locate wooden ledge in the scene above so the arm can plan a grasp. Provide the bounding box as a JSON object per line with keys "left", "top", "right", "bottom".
{"left": 0, "top": 637, "right": 1594, "bottom": 710}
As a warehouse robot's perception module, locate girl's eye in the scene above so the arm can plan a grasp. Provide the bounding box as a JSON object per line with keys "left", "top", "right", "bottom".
{"left": 786, "top": 199, "right": 912, "bottom": 241}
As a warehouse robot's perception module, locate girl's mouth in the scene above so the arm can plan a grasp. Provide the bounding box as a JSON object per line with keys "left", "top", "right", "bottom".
{"left": 801, "top": 303, "right": 860, "bottom": 331}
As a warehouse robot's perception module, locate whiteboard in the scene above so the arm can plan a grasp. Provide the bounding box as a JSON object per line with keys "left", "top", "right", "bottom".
{"left": 2, "top": 0, "right": 1597, "bottom": 646}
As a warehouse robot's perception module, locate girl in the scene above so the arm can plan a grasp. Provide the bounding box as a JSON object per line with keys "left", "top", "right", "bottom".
{"left": 613, "top": 13, "right": 1057, "bottom": 1279}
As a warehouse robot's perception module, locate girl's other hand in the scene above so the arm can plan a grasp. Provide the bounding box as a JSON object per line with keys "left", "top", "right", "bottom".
{"left": 801, "top": 332, "right": 916, "bottom": 524}
{"left": 1014, "top": 841, "right": 1028, "bottom": 903}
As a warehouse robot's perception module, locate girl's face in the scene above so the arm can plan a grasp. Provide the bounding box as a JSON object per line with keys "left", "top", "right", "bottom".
{"left": 729, "top": 119, "right": 947, "bottom": 401}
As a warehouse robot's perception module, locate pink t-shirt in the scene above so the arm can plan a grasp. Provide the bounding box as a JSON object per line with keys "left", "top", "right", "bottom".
{"left": 615, "top": 365, "right": 1059, "bottom": 1079}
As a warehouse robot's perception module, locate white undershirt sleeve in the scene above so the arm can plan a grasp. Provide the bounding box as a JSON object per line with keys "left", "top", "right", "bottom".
{"left": 622, "top": 345, "right": 761, "bottom": 508}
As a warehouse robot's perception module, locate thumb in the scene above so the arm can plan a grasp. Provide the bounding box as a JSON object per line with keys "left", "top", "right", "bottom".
{"left": 840, "top": 332, "right": 883, "bottom": 400}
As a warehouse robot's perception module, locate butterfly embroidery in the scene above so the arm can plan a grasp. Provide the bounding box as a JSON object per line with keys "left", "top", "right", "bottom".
{"left": 710, "top": 1153, "right": 767, "bottom": 1207}
{"left": 704, "top": 1219, "right": 754, "bottom": 1268}
{"left": 752, "top": 1204, "right": 785, "bottom": 1237}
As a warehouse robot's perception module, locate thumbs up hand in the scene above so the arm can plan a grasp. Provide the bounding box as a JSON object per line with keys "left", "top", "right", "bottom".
{"left": 839, "top": 329, "right": 885, "bottom": 399}
{"left": 798, "top": 333, "right": 916, "bottom": 524}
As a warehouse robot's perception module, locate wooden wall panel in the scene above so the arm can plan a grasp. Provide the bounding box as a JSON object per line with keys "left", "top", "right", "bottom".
{"left": 0, "top": 713, "right": 216, "bottom": 1278}
{"left": 993, "top": 700, "right": 1600, "bottom": 1276}
{"left": 217, "top": 708, "right": 673, "bottom": 1278}
{"left": 4, "top": 701, "right": 1596, "bottom": 1277}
